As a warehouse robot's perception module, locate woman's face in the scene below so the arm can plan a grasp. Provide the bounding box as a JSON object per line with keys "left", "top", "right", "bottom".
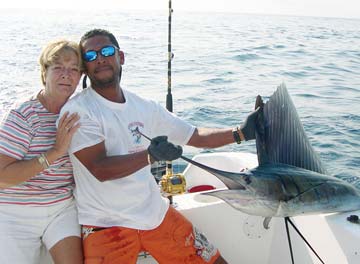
{"left": 44, "top": 50, "right": 81, "bottom": 100}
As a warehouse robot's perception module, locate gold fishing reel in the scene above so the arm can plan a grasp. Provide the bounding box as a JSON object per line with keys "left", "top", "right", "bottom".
{"left": 160, "top": 162, "right": 186, "bottom": 195}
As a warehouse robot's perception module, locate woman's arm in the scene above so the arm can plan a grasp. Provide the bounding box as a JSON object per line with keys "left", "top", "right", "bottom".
{"left": 0, "top": 112, "right": 79, "bottom": 189}
{"left": 0, "top": 148, "right": 61, "bottom": 188}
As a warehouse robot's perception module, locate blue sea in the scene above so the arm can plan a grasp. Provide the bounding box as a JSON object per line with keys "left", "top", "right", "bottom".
{"left": 0, "top": 9, "right": 359, "bottom": 185}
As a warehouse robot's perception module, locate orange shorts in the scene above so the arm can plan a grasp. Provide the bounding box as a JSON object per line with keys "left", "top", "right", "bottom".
{"left": 82, "top": 206, "right": 220, "bottom": 264}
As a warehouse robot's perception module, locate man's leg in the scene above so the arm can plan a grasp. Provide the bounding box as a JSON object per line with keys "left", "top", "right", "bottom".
{"left": 82, "top": 225, "right": 141, "bottom": 264}
{"left": 142, "top": 206, "right": 227, "bottom": 264}
{"left": 214, "top": 255, "right": 228, "bottom": 264}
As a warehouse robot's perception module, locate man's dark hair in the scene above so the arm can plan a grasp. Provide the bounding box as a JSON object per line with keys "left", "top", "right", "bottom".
{"left": 80, "top": 29, "right": 120, "bottom": 49}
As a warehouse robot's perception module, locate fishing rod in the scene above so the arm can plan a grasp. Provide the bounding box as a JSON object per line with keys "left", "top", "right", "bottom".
{"left": 136, "top": 128, "right": 226, "bottom": 179}
{"left": 152, "top": 1, "right": 227, "bottom": 195}
{"left": 162, "top": 0, "right": 178, "bottom": 194}
{"left": 166, "top": 0, "right": 173, "bottom": 112}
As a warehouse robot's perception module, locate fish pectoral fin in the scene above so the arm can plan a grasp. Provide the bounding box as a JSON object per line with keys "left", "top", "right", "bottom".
{"left": 263, "top": 217, "right": 272, "bottom": 229}
{"left": 285, "top": 182, "right": 326, "bottom": 203}
{"left": 281, "top": 194, "right": 296, "bottom": 202}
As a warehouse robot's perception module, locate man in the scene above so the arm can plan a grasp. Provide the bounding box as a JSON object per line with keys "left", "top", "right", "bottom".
{"left": 60, "top": 29, "right": 260, "bottom": 264}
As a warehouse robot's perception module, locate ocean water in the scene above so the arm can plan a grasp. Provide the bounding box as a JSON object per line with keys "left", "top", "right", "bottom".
{"left": 0, "top": 9, "right": 359, "bottom": 185}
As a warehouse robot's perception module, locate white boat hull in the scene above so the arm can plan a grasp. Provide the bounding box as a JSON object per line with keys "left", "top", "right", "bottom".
{"left": 137, "top": 152, "right": 360, "bottom": 264}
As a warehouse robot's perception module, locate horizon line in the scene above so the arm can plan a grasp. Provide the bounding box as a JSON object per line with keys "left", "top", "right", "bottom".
{"left": 0, "top": 7, "right": 359, "bottom": 20}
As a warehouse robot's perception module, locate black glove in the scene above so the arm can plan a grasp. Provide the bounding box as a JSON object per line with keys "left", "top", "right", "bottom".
{"left": 254, "top": 95, "right": 265, "bottom": 139}
{"left": 240, "top": 107, "right": 262, "bottom": 141}
{"left": 147, "top": 136, "right": 183, "bottom": 161}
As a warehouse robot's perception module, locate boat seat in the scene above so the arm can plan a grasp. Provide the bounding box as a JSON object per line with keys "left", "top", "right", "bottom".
{"left": 188, "top": 184, "right": 216, "bottom": 193}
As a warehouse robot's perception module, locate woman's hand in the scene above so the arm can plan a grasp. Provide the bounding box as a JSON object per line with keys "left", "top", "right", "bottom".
{"left": 53, "top": 112, "right": 80, "bottom": 157}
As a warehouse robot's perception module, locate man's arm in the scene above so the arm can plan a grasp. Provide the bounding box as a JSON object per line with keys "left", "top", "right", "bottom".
{"left": 187, "top": 127, "right": 235, "bottom": 148}
{"left": 74, "top": 136, "right": 183, "bottom": 182}
{"left": 187, "top": 107, "right": 262, "bottom": 148}
{"left": 74, "top": 141, "right": 149, "bottom": 182}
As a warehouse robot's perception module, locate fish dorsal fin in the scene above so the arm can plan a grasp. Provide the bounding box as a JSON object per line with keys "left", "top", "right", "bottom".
{"left": 256, "top": 83, "right": 326, "bottom": 174}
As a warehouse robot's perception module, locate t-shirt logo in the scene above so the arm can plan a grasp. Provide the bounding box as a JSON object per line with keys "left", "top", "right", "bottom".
{"left": 128, "top": 122, "right": 144, "bottom": 144}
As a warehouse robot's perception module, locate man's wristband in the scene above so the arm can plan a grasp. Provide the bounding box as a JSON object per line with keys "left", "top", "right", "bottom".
{"left": 232, "top": 127, "right": 241, "bottom": 144}
{"left": 147, "top": 153, "right": 153, "bottom": 164}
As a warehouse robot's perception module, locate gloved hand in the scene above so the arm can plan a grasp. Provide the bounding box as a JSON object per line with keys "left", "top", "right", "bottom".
{"left": 254, "top": 95, "right": 265, "bottom": 139}
{"left": 147, "top": 136, "right": 183, "bottom": 161}
{"left": 240, "top": 106, "right": 262, "bottom": 141}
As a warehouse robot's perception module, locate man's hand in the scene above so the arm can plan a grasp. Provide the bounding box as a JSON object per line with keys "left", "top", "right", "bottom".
{"left": 148, "top": 136, "right": 183, "bottom": 161}
{"left": 240, "top": 107, "right": 262, "bottom": 141}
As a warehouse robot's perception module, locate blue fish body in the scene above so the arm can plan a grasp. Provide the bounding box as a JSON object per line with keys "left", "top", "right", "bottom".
{"left": 205, "top": 163, "right": 360, "bottom": 217}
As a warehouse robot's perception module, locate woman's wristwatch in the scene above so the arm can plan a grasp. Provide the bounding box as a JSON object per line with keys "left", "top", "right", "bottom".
{"left": 38, "top": 153, "right": 50, "bottom": 169}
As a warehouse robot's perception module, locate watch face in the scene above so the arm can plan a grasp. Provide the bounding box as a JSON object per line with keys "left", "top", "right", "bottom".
{"left": 170, "top": 177, "right": 183, "bottom": 185}
{"left": 38, "top": 155, "right": 48, "bottom": 169}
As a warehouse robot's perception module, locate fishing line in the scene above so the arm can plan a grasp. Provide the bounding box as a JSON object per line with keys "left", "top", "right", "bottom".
{"left": 285, "top": 217, "right": 325, "bottom": 264}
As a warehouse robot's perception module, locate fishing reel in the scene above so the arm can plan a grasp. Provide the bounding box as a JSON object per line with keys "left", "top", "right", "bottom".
{"left": 160, "top": 162, "right": 186, "bottom": 195}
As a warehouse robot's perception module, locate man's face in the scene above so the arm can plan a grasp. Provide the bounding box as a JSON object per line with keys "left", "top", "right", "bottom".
{"left": 82, "top": 35, "right": 122, "bottom": 87}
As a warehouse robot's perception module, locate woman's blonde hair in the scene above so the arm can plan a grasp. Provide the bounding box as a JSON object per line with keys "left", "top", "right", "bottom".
{"left": 39, "top": 40, "right": 82, "bottom": 85}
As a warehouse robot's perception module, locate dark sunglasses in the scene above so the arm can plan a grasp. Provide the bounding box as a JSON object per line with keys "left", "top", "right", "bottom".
{"left": 83, "top": 45, "right": 118, "bottom": 62}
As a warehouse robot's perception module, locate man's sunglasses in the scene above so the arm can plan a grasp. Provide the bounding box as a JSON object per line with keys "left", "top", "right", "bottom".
{"left": 83, "top": 45, "right": 118, "bottom": 62}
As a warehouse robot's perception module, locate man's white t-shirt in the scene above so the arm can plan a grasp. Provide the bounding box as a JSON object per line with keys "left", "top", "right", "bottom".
{"left": 60, "top": 87, "right": 195, "bottom": 229}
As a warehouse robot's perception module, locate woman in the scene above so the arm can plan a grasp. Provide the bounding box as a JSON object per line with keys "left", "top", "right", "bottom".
{"left": 0, "top": 40, "right": 83, "bottom": 263}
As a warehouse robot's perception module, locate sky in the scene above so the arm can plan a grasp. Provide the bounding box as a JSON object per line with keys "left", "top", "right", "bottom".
{"left": 1, "top": 0, "right": 360, "bottom": 19}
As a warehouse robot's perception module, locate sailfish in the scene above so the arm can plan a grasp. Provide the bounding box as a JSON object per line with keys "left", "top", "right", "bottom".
{"left": 182, "top": 83, "right": 360, "bottom": 217}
